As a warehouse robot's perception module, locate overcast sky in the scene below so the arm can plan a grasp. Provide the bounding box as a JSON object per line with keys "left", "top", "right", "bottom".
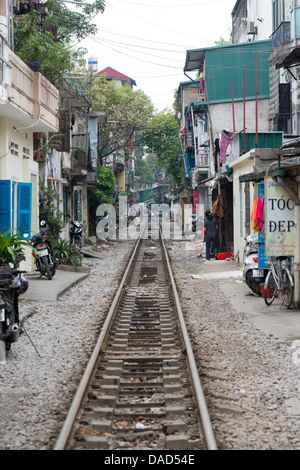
{"left": 77, "top": 0, "right": 235, "bottom": 112}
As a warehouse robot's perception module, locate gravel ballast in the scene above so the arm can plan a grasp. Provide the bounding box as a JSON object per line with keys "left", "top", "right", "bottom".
{"left": 0, "top": 238, "right": 300, "bottom": 450}
{"left": 0, "top": 241, "right": 135, "bottom": 450}
{"left": 166, "top": 240, "right": 300, "bottom": 450}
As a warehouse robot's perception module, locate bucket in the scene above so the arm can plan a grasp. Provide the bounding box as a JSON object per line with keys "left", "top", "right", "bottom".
{"left": 260, "top": 283, "right": 274, "bottom": 298}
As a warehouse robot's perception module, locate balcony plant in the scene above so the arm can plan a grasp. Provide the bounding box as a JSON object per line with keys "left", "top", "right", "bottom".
{"left": 0, "top": 229, "right": 31, "bottom": 268}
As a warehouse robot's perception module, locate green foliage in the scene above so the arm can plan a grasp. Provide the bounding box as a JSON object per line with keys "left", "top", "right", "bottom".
{"left": 88, "top": 77, "right": 154, "bottom": 161}
{"left": 38, "top": 180, "right": 65, "bottom": 247}
{"left": 88, "top": 167, "right": 116, "bottom": 234}
{"left": 141, "top": 112, "right": 185, "bottom": 188}
{"left": 53, "top": 238, "right": 82, "bottom": 272}
{"left": 215, "top": 36, "right": 232, "bottom": 46}
{"left": 13, "top": 1, "right": 106, "bottom": 85}
{"left": 0, "top": 229, "right": 32, "bottom": 267}
{"left": 135, "top": 158, "right": 155, "bottom": 186}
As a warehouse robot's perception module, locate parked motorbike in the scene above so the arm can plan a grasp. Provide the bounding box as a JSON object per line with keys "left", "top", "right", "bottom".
{"left": 243, "top": 234, "right": 266, "bottom": 296}
{"left": 0, "top": 267, "right": 28, "bottom": 351}
{"left": 30, "top": 221, "right": 58, "bottom": 280}
{"left": 68, "top": 215, "right": 85, "bottom": 249}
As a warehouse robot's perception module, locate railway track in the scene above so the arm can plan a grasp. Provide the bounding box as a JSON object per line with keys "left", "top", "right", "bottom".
{"left": 54, "top": 225, "right": 217, "bottom": 451}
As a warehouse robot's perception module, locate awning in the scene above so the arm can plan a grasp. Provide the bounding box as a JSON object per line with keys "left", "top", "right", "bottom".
{"left": 184, "top": 49, "right": 206, "bottom": 73}
{"left": 276, "top": 46, "right": 300, "bottom": 70}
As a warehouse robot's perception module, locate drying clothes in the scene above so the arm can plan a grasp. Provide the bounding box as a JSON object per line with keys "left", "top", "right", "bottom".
{"left": 251, "top": 199, "right": 260, "bottom": 233}
{"left": 200, "top": 78, "right": 205, "bottom": 92}
{"left": 226, "top": 135, "right": 240, "bottom": 164}
{"left": 214, "top": 138, "right": 220, "bottom": 173}
{"left": 220, "top": 130, "right": 234, "bottom": 164}
{"left": 255, "top": 198, "right": 264, "bottom": 232}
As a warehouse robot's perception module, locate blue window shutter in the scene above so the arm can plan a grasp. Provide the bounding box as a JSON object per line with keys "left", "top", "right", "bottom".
{"left": 17, "top": 183, "right": 32, "bottom": 238}
{"left": 0, "top": 180, "right": 11, "bottom": 234}
{"left": 12, "top": 181, "right": 15, "bottom": 229}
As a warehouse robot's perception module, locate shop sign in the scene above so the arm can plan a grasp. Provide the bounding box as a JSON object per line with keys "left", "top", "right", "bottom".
{"left": 265, "top": 177, "right": 296, "bottom": 257}
{"left": 193, "top": 191, "right": 200, "bottom": 213}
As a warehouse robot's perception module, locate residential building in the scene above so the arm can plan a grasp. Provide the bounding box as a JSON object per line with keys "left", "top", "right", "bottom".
{"left": 180, "top": 39, "right": 274, "bottom": 252}
{"left": 97, "top": 67, "right": 137, "bottom": 89}
{"left": 42, "top": 80, "right": 94, "bottom": 243}
{"left": 232, "top": 0, "right": 273, "bottom": 44}
{"left": 96, "top": 67, "right": 138, "bottom": 198}
{"left": 0, "top": 0, "right": 59, "bottom": 271}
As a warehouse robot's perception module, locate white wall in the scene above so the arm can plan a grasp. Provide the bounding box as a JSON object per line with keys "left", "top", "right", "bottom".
{"left": 210, "top": 99, "right": 270, "bottom": 137}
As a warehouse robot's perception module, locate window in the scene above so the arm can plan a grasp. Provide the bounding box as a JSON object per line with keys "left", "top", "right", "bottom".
{"left": 273, "top": 0, "right": 283, "bottom": 30}
{"left": 74, "top": 189, "right": 82, "bottom": 222}
{"left": 0, "top": 180, "right": 12, "bottom": 233}
{"left": 63, "top": 185, "right": 69, "bottom": 222}
{"left": 17, "top": 183, "right": 32, "bottom": 238}
{"left": 296, "top": 8, "right": 300, "bottom": 37}
{"left": 0, "top": 180, "right": 32, "bottom": 237}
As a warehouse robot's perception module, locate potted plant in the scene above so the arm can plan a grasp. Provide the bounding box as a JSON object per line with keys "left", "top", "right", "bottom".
{"left": 0, "top": 229, "right": 31, "bottom": 268}
{"left": 53, "top": 238, "right": 82, "bottom": 272}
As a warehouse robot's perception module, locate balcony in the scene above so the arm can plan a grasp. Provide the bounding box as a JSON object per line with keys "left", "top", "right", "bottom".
{"left": 271, "top": 22, "right": 291, "bottom": 53}
{"left": 196, "top": 149, "right": 210, "bottom": 168}
{"left": 0, "top": 35, "right": 59, "bottom": 132}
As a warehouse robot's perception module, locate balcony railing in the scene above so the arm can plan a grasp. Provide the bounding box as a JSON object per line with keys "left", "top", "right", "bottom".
{"left": 196, "top": 149, "right": 210, "bottom": 168}
{"left": 271, "top": 22, "right": 291, "bottom": 51}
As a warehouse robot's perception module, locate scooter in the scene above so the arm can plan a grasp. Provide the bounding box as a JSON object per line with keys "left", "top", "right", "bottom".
{"left": 243, "top": 234, "right": 266, "bottom": 296}
{"left": 68, "top": 215, "right": 85, "bottom": 249}
{"left": 30, "top": 221, "right": 58, "bottom": 280}
{"left": 0, "top": 267, "right": 28, "bottom": 352}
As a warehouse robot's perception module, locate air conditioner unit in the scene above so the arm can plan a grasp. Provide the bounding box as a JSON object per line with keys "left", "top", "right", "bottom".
{"left": 248, "top": 22, "right": 257, "bottom": 35}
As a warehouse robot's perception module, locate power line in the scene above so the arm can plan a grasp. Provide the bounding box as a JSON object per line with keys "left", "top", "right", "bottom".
{"left": 108, "top": 3, "right": 215, "bottom": 44}
{"left": 95, "top": 37, "right": 185, "bottom": 63}
{"left": 98, "top": 28, "right": 196, "bottom": 48}
{"left": 111, "top": 0, "right": 223, "bottom": 8}
{"left": 96, "top": 36, "right": 187, "bottom": 54}
{"left": 88, "top": 36, "right": 184, "bottom": 69}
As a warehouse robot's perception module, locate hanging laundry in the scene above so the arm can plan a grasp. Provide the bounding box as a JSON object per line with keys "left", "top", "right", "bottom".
{"left": 251, "top": 199, "right": 260, "bottom": 232}
{"left": 200, "top": 78, "right": 205, "bottom": 92}
{"left": 255, "top": 197, "right": 264, "bottom": 232}
{"left": 214, "top": 138, "right": 220, "bottom": 173}
{"left": 220, "top": 130, "right": 234, "bottom": 164}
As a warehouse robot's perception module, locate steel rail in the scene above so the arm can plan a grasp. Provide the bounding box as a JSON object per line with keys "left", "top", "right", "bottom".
{"left": 54, "top": 228, "right": 144, "bottom": 451}
{"left": 160, "top": 227, "right": 218, "bottom": 451}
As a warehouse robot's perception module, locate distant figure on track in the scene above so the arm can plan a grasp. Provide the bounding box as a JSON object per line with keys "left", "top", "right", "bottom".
{"left": 204, "top": 210, "right": 218, "bottom": 261}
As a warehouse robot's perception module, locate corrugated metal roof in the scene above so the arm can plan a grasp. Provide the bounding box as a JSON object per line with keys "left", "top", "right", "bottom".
{"left": 184, "top": 40, "right": 271, "bottom": 104}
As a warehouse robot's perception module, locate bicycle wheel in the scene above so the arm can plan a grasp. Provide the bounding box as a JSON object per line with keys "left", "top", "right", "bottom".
{"left": 264, "top": 270, "right": 277, "bottom": 306}
{"left": 281, "top": 268, "right": 294, "bottom": 308}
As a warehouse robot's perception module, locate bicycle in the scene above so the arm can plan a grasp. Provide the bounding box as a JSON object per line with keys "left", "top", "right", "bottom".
{"left": 264, "top": 256, "right": 294, "bottom": 308}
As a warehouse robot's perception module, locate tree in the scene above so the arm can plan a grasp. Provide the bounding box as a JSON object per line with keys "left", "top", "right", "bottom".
{"left": 13, "top": 1, "right": 106, "bottom": 85}
{"left": 135, "top": 158, "right": 155, "bottom": 186}
{"left": 215, "top": 36, "right": 232, "bottom": 46}
{"left": 88, "top": 166, "right": 115, "bottom": 234}
{"left": 141, "top": 112, "right": 185, "bottom": 188}
{"left": 38, "top": 180, "right": 65, "bottom": 247}
{"left": 88, "top": 76, "right": 154, "bottom": 164}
